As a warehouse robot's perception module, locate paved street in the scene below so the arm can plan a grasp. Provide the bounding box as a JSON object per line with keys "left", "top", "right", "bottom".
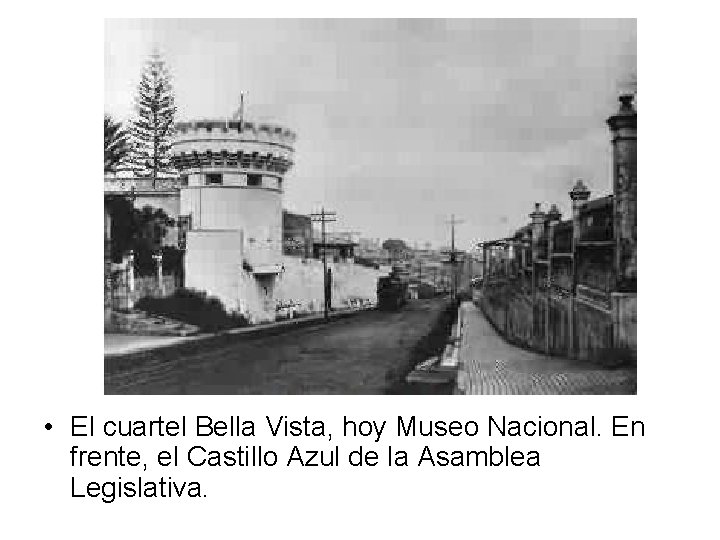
{"left": 105, "top": 299, "right": 448, "bottom": 394}
{"left": 457, "top": 302, "right": 637, "bottom": 395}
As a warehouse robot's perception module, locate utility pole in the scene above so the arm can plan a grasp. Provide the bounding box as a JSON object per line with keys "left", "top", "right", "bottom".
{"left": 446, "top": 214, "right": 465, "bottom": 301}
{"left": 310, "top": 207, "right": 337, "bottom": 321}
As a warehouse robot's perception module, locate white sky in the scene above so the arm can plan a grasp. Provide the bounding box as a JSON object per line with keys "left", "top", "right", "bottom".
{"left": 105, "top": 18, "right": 636, "bottom": 249}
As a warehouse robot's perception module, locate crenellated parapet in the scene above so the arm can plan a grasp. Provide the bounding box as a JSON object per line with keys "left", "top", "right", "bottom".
{"left": 175, "top": 119, "right": 296, "bottom": 145}
{"left": 172, "top": 119, "right": 296, "bottom": 178}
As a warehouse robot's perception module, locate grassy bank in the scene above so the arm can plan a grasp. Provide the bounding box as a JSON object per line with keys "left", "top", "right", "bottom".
{"left": 386, "top": 298, "right": 459, "bottom": 394}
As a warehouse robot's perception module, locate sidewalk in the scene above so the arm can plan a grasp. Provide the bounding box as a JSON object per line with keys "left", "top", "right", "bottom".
{"left": 105, "top": 307, "right": 370, "bottom": 358}
{"left": 456, "top": 302, "right": 636, "bottom": 395}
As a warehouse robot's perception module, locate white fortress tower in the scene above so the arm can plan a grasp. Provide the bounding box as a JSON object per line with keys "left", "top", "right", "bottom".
{"left": 172, "top": 118, "right": 297, "bottom": 319}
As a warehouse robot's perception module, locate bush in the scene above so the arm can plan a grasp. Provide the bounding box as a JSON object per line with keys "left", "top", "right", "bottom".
{"left": 387, "top": 299, "right": 458, "bottom": 394}
{"left": 594, "top": 346, "right": 636, "bottom": 369}
{"left": 135, "top": 288, "right": 249, "bottom": 332}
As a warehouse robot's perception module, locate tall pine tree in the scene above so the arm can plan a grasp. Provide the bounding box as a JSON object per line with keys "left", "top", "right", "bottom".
{"left": 129, "top": 50, "right": 177, "bottom": 185}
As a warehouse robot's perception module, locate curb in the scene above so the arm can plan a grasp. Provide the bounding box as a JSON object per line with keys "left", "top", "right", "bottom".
{"left": 405, "top": 301, "right": 465, "bottom": 387}
{"left": 105, "top": 307, "right": 373, "bottom": 360}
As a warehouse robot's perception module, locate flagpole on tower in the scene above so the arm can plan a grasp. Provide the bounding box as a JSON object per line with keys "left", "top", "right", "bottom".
{"left": 232, "top": 92, "right": 247, "bottom": 124}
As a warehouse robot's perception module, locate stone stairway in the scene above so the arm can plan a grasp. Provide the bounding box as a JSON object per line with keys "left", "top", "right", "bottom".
{"left": 108, "top": 310, "right": 200, "bottom": 337}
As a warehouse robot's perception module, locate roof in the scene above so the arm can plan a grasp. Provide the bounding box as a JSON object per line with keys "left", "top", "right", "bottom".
{"left": 581, "top": 194, "right": 613, "bottom": 212}
{"left": 554, "top": 219, "right": 573, "bottom": 233}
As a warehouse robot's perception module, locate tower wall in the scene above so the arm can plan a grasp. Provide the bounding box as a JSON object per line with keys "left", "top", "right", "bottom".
{"left": 174, "top": 118, "right": 296, "bottom": 320}
{"left": 180, "top": 187, "right": 283, "bottom": 269}
{"left": 172, "top": 119, "right": 295, "bottom": 181}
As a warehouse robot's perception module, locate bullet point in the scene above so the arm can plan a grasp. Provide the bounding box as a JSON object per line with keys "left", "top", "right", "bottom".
{"left": 45, "top": 423, "right": 52, "bottom": 430}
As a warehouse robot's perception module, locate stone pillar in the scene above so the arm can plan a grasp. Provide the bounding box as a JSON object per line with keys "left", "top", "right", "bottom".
{"left": 124, "top": 251, "right": 135, "bottom": 310}
{"left": 568, "top": 180, "right": 591, "bottom": 358}
{"left": 528, "top": 204, "right": 545, "bottom": 348}
{"left": 546, "top": 203, "right": 561, "bottom": 226}
{"left": 126, "top": 252, "right": 135, "bottom": 293}
{"left": 529, "top": 203, "right": 545, "bottom": 294}
{"left": 546, "top": 204, "right": 561, "bottom": 289}
{"left": 503, "top": 242, "right": 510, "bottom": 277}
{"left": 569, "top": 179, "right": 591, "bottom": 245}
{"left": 529, "top": 203, "right": 546, "bottom": 262}
{"left": 607, "top": 94, "right": 637, "bottom": 292}
{"left": 481, "top": 242, "right": 487, "bottom": 285}
{"left": 545, "top": 204, "right": 561, "bottom": 355}
{"left": 153, "top": 252, "right": 164, "bottom": 295}
{"left": 546, "top": 205, "right": 561, "bottom": 260}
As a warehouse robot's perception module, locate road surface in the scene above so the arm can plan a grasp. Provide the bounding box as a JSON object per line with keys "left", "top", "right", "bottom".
{"left": 105, "top": 299, "right": 449, "bottom": 394}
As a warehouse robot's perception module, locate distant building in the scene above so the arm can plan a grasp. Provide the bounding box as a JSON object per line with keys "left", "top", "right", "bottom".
{"left": 283, "top": 211, "right": 313, "bottom": 258}
{"left": 313, "top": 231, "right": 358, "bottom": 262}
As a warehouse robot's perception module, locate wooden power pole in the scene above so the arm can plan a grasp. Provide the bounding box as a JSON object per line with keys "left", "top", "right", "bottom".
{"left": 310, "top": 207, "right": 337, "bottom": 321}
{"left": 446, "top": 214, "right": 465, "bottom": 301}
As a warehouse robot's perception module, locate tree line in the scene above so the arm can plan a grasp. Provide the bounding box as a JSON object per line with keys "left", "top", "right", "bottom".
{"left": 105, "top": 50, "right": 179, "bottom": 275}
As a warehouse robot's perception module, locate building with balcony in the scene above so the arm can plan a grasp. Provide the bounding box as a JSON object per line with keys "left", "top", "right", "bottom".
{"left": 312, "top": 231, "right": 359, "bottom": 263}
{"left": 283, "top": 211, "right": 313, "bottom": 259}
{"left": 477, "top": 94, "right": 637, "bottom": 362}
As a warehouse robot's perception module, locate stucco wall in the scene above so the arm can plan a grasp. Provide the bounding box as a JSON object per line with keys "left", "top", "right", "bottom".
{"left": 236, "top": 257, "right": 385, "bottom": 323}
{"left": 184, "top": 230, "right": 244, "bottom": 311}
{"left": 183, "top": 222, "right": 385, "bottom": 324}
{"left": 180, "top": 187, "right": 282, "bottom": 266}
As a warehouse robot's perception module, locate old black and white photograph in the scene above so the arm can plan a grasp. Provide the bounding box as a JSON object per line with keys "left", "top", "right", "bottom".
{"left": 103, "top": 18, "right": 637, "bottom": 395}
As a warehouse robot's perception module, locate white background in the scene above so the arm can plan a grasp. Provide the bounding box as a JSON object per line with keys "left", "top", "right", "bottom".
{"left": 2, "top": 3, "right": 718, "bottom": 539}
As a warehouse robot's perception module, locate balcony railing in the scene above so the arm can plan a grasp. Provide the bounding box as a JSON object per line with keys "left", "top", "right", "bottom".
{"left": 553, "top": 229, "right": 572, "bottom": 253}
{"left": 580, "top": 223, "right": 614, "bottom": 242}
{"left": 577, "top": 264, "right": 613, "bottom": 293}
{"left": 537, "top": 244, "right": 548, "bottom": 260}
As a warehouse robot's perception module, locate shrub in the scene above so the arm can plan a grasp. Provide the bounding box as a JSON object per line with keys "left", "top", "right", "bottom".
{"left": 387, "top": 299, "right": 458, "bottom": 394}
{"left": 135, "top": 288, "right": 249, "bottom": 332}
{"left": 593, "top": 346, "right": 636, "bottom": 369}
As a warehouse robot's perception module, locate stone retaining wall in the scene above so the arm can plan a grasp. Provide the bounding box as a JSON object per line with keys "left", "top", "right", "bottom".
{"left": 478, "top": 283, "right": 635, "bottom": 364}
